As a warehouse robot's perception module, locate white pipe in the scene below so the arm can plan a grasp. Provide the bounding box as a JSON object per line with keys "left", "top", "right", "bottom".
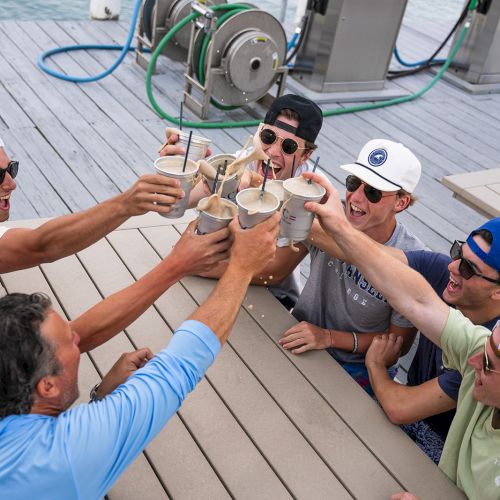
{"left": 89, "top": 0, "right": 121, "bottom": 20}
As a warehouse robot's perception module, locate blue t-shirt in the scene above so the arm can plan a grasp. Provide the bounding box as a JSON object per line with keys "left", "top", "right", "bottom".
{"left": 405, "top": 251, "right": 497, "bottom": 440}
{"left": 0, "top": 320, "right": 220, "bottom": 500}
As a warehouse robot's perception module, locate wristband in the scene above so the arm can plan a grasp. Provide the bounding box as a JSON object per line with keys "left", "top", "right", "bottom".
{"left": 351, "top": 332, "right": 358, "bottom": 354}
{"left": 89, "top": 383, "right": 101, "bottom": 403}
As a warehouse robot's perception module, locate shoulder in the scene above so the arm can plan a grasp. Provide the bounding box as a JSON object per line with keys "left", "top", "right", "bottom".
{"left": 406, "top": 250, "right": 449, "bottom": 272}
{"left": 388, "top": 222, "right": 426, "bottom": 251}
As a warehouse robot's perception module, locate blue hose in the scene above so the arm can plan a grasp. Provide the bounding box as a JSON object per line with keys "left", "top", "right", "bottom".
{"left": 37, "top": 0, "right": 143, "bottom": 83}
{"left": 393, "top": 46, "right": 446, "bottom": 68}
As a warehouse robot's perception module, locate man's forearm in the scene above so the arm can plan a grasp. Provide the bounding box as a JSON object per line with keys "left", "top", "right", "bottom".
{"left": 73, "top": 253, "right": 186, "bottom": 352}
{"left": 189, "top": 261, "right": 253, "bottom": 345}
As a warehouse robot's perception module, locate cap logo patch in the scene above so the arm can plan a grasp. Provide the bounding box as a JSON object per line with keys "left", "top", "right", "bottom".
{"left": 368, "top": 148, "right": 387, "bottom": 167}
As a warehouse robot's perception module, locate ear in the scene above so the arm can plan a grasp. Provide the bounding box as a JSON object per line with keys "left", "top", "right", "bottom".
{"left": 301, "top": 149, "right": 314, "bottom": 163}
{"left": 490, "top": 287, "right": 500, "bottom": 302}
{"left": 393, "top": 194, "right": 411, "bottom": 213}
{"left": 35, "top": 375, "right": 60, "bottom": 400}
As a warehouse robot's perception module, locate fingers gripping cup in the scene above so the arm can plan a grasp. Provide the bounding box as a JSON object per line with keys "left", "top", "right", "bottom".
{"left": 280, "top": 177, "right": 326, "bottom": 241}
{"left": 196, "top": 197, "right": 238, "bottom": 234}
{"left": 154, "top": 156, "right": 199, "bottom": 218}
{"left": 178, "top": 131, "right": 211, "bottom": 161}
{"left": 204, "top": 154, "right": 240, "bottom": 201}
{"left": 236, "top": 188, "right": 280, "bottom": 229}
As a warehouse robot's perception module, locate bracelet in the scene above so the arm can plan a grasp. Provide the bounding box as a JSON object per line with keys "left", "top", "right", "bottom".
{"left": 328, "top": 329, "right": 334, "bottom": 348}
{"left": 89, "top": 383, "right": 101, "bottom": 403}
{"left": 351, "top": 332, "right": 358, "bottom": 354}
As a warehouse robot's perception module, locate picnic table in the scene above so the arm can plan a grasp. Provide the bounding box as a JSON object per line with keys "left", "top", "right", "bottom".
{"left": 0, "top": 212, "right": 464, "bottom": 500}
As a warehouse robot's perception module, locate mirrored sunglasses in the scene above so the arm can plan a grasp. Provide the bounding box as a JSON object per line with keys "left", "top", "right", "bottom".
{"left": 0, "top": 161, "right": 19, "bottom": 184}
{"left": 450, "top": 240, "right": 500, "bottom": 285}
{"left": 259, "top": 128, "right": 308, "bottom": 156}
{"left": 483, "top": 333, "right": 500, "bottom": 375}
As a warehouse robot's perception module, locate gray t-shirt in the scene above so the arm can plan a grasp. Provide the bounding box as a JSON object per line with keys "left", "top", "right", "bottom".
{"left": 292, "top": 221, "right": 425, "bottom": 363}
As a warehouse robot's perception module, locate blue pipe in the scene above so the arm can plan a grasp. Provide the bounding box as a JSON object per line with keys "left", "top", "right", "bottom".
{"left": 37, "top": 0, "right": 143, "bottom": 83}
{"left": 393, "top": 46, "right": 446, "bottom": 68}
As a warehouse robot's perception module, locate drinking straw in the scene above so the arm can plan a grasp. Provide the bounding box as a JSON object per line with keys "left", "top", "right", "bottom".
{"left": 212, "top": 166, "right": 222, "bottom": 194}
{"left": 182, "top": 130, "right": 193, "bottom": 172}
{"left": 179, "top": 102, "right": 184, "bottom": 131}
{"left": 260, "top": 159, "right": 271, "bottom": 198}
{"left": 308, "top": 156, "right": 320, "bottom": 184}
{"left": 291, "top": 155, "right": 297, "bottom": 178}
{"left": 223, "top": 159, "right": 228, "bottom": 175}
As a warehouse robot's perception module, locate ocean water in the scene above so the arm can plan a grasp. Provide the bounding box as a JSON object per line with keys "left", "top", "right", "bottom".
{"left": 0, "top": 0, "right": 464, "bottom": 25}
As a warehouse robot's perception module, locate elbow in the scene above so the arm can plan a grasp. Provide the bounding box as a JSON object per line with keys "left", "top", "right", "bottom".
{"left": 383, "top": 403, "right": 413, "bottom": 425}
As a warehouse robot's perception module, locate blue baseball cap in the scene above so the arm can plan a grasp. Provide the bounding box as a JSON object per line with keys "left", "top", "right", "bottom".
{"left": 466, "top": 218, "right": 500, "bottom": 272}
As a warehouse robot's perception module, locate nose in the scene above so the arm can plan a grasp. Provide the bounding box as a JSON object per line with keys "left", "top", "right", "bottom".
{"left": 448, "top": 258, "right": 460, "bottom": 276}
{"left": 467, "top": 351, "right": 483, "bottom": 371}
{"left": 1, "top": 171, "right": 16, "bottom": 192}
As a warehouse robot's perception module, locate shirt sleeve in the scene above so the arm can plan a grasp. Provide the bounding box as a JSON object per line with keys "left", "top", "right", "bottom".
{"left": 0, "top": 226, "right": 9, "bottom": 240}
{"left": 437, "top": 368, "right": 462, "bottom": 401}
{"left": 61, "top": 320, "right": 220, "bottom": 499}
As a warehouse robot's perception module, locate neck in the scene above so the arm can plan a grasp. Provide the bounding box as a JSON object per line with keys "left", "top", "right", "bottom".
{"left": 364, "top": 218, "right": 397, "bottom": 244}
{"left": 30, "top": 400, "right": 65, "bottom": 417}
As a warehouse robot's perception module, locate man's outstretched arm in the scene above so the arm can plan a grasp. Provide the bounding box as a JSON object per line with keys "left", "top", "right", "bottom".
{"left": 366, "top": 334, "right": 456, "bottom": 425}
{"left": 303, "top": 172, "right": 450, "bottom": 347}
{"left": 72, "top": 220, "right": 231, "bottom": 352}
{"left": 0, "top": 175, "right": 183, "bottom": 273}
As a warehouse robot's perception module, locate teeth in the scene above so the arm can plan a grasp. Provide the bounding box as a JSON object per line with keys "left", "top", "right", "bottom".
{"left": 0, "top": 195, "right": 9, "bottom": 200}
{"left": 350, "top": 203, "right": 363, "bottom": 214}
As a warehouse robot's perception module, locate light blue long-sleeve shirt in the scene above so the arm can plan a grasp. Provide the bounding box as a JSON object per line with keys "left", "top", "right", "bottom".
{"left": 0, "top": 320, "right": 220, "bottom": 499}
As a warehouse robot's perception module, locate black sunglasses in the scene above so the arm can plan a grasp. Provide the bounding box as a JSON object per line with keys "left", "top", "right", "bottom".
{"left": 450, "top": 240, "right": 500, "bottom": 285}
{"left": 259, "top": 128, "right": 308, "bottom": 156}
{"left": 345, "top": 175, "right": 396, "bottom": 204}
{"left": 0, "top": 161, "right": 19, "bottom": 184}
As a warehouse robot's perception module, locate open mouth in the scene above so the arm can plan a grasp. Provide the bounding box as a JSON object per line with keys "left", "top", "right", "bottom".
{"left": 259, "top": 160, "right": 281, "bottom": 179}
{"left": 348, "top": 202, "right": 366, "bottom": 218}
{"left": 446, "top": 276, "right": 461, "bottom": 294}
{"left": 0, "top": 194, "right": 10, "bottom": 212}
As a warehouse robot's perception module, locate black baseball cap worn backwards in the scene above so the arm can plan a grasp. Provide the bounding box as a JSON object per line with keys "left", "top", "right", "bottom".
{"left": 264, "top": 94, "right": 323, "bottom": 144}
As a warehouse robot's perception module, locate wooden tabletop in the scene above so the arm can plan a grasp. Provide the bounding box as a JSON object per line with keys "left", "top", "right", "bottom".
{"left": 0, "top": 213, "right": 464, "bottom": 500}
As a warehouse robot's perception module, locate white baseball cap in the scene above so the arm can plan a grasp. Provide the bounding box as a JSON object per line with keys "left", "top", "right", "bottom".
{"left": 340, "top": 139, "right": 421, "bottom": 193}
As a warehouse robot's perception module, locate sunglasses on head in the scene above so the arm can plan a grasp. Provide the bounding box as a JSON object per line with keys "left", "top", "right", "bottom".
{"left": 0, "top": 161, "right": 19, "bottom": 184}
{"left": 483, "top": 330, "right": 500, "bottom": 375}
{"left": 345, "top": 175, "right": 397, "bottom": 204}
{"left": 259, "top": 128, "right": 308, "bottom": 156}
{"left": 450, "top": 240, "right": 500, "bottom": 285}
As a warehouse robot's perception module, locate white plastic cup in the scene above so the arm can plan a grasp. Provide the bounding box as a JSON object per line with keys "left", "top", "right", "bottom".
{"left": 236, "top": 188, "right": 280, "bottom": 229}
{"left": 154, "top": 156, "right": 199, "bottom": 218}
{"left": 280, "top": 177, "right": 326, "bottom": 241}
{"left": 265, "top": 180, "right": 285, "bottom": 209}
{"left": 204, "top": 154, "right": 239, "bottom": 201}
{"left": 178, "top": 131, "right": 211, "bottom": 161}
{"left": 196, "top": 197, "right": 237, "bottom": 234}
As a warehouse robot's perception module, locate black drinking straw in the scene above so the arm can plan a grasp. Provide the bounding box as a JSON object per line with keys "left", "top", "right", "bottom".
{"left": 179, "top": 102, "right": 184, "bottom": 131}
{"left": 212, "top": 166, "right": 222, "bottom": 195}
{"left": 291, "top": 155, "right": 297, "bottom": 178}
{"left": 260, "top": 159, "right": 271, "bottom": 198}
{"left": 223, "top": 159, "right": 228, "bottom": 175}
{"left": 182, "top": 130, "right": 193, "bottom": 173}
{"left": 308, "top": 156, "right": 320, "bottom": 184}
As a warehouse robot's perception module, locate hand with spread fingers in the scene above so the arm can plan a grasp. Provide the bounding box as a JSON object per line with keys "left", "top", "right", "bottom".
{"left": 96, "top": 347, "right": 154, "bottom": 399}
{"left": 279, "top": 321, "right": 331, "bottom": 354}
{"left": 170, "top": 219, "right": 232, "bottom": 275}
{"left": 119, "top": 174, "right": 185, "bottom": 217}
{"left": 365, "top": 333, "right": 404, "bottom": 369}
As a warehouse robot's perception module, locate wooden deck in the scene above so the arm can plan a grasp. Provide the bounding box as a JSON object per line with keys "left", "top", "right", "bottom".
{"left": 0, "top": 214, "right": 464, "bottom": 499}
{"left": 0, "top": 6, "right": 497, "bottom": 254}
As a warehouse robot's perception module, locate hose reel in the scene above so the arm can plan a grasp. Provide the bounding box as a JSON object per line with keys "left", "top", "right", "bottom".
{"left": 137, "top": 1, "right": 288, "bottom": 119}
{"left": 185, "top": 4, "right": 288, "bottom": 118}
{"left": 136, "top": 0, "right": 226, "bottom": 69}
